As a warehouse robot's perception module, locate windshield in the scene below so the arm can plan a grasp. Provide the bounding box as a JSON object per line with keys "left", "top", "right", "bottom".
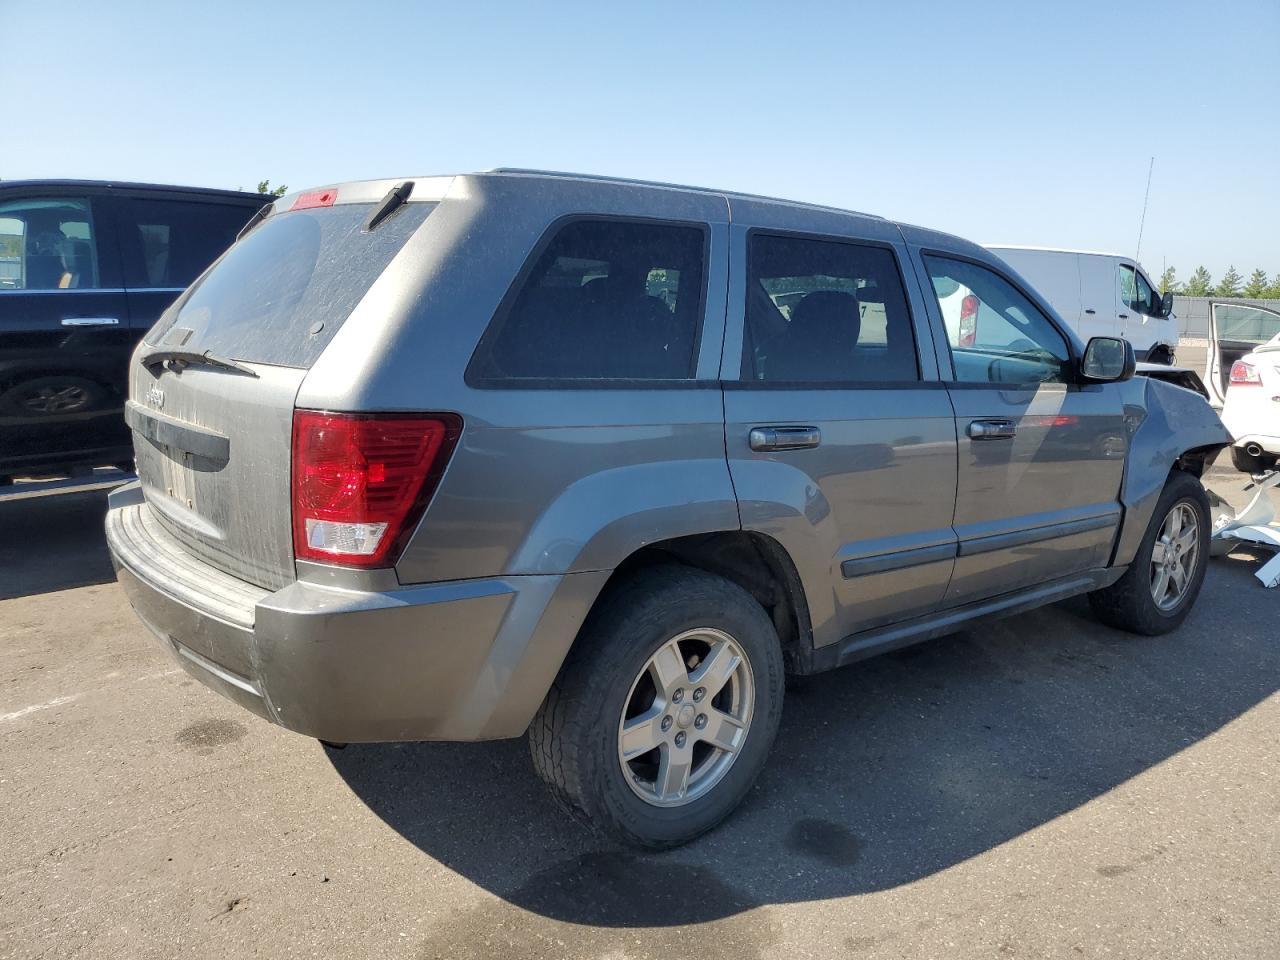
{"left": 147, "top": 201, "right": 435, "bottom": 368}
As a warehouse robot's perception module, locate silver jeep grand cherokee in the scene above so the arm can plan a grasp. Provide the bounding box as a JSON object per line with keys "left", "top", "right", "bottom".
{"left": 105, "top": 170, "right": 1230, "bottom": 848}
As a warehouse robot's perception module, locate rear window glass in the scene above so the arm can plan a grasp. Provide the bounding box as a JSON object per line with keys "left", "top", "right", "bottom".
{"left": 147, "top": 201, "right": 434, "bottom": 367}
{"left": 468, "top": 218, "right": 707, "bottom": 382}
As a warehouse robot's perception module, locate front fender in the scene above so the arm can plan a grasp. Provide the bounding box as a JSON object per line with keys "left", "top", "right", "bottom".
{"left": 1113, "top": 377, "right": 1232, "bottom": 566}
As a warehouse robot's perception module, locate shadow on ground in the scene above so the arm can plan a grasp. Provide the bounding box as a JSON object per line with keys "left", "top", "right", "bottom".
{"left": 328, "top": 556, "right": 1278, "bottom": 952}
{"left": 0, "top": 487, "right": 116, "bottom": 600}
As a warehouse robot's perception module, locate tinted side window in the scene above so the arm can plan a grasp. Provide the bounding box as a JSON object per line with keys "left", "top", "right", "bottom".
{"left": 0, "top": 197, "right": 100, "bottom": 290}
{"left": 924, "top": 255, "right": 1069, "bottom": 385}
{"left": 120, "top": 199, "right": 259, "bottom": 288}
{"left": 1118, "top": 264, "right": 1139, "bottom": 312}
{"left": 742, "top": 234, "right": 918, "bottom": 383}
{"left": 469, "top": 219, "right": 707, "bottom": 381}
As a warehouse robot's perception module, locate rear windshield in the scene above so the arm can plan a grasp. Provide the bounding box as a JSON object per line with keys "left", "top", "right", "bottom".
{"left": 147, "top": 201, "right": 434, "bottom": 367}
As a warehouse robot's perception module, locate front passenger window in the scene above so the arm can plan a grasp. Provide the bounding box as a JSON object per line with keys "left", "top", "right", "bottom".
{"left": 924, "top": 255, "right": 1069, "bottom": 385}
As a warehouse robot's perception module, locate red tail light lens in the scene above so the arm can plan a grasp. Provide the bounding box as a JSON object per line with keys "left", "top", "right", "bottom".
{"left": 959, "top": 294, "right": 979, "bottom": 347}
{"left": 1229, "top": 360, "right": 1261, "bottom": 386}
{"left": 291, "top": 411, "right": 461, "bottom": 568}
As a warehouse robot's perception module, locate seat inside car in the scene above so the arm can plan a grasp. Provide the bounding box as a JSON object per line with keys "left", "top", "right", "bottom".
{"left": 768, "top": 289, "right": 861, "bottom": 381}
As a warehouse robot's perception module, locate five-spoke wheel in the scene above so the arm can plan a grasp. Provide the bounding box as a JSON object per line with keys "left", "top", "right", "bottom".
{"left": 1150, "top": 502, "right": 1199, "bottom": 611}
{"left": 617, "top": 628, "right": 754, "bottom": 807}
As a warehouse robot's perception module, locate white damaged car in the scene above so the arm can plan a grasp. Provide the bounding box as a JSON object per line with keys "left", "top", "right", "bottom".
{"left": 1214, "top": 305, "right": 1280, "bottom": 473}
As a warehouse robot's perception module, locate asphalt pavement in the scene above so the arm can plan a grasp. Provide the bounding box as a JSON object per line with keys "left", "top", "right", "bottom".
{"left": 0, "top": 468, "right": 1276, "bottom": 960}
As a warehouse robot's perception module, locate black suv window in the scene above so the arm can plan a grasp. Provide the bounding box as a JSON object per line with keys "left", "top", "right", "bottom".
{"left": 119, "top": 198, "right": 259, "bottom": 289}
{"left": 0, "top": 197, "right": 100, "bottom": 290}
{"left": 742, "top": 234, "right": 919, "bottom": 383}
{"left": 469, "top": 218, "right": 707, "bottom": 382}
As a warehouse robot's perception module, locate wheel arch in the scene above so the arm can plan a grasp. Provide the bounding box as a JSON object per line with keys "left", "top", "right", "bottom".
{"left": 583, "top": 531, "right": 814, "bottom": 675}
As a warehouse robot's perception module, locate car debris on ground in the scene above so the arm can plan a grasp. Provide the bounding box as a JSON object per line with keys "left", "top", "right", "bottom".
{"left": 1209, "top": 470, "right": 1280, "bottom": 587}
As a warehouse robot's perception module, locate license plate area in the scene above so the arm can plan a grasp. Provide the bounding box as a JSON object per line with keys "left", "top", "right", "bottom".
{"left": 158, "top": 443, "right": 198, "bottom": 511}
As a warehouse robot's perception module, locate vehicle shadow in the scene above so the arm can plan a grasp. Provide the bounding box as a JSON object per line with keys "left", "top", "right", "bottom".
{"left": 327, "top": 555, "right": 1279, "bottom": 941}
{"left": 0, "top": 487, "right": 116, "bottom": 600}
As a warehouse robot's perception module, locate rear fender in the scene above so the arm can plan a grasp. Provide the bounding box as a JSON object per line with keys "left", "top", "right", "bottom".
{"left": 507, "top": 459, "right": 740, "bottom": 575}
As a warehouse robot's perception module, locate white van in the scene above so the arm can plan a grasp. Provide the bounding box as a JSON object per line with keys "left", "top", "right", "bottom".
{"left": 936, "top": 247, "right": 1177, "bottom": 364}
{"left": 988, "top": 247, "right": 1177, "bottom": 363}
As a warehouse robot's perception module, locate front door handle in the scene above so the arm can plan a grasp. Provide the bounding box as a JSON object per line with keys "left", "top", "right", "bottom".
{"left": 749, "top": 425, "right": 821, "bottom": 452}
{"left": 967, "top": 419, "right": 1017, "bottom": 441}
{"left": 61, "top": 316, "right": 120, "bottom": 327}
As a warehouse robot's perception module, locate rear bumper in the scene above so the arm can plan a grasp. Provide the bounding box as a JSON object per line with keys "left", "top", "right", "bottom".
{"left": 105, "top": 482, "right": 607, "bottom": 742}
{"left": 1230, "top": 434, "right": 1280, "bottom": 456}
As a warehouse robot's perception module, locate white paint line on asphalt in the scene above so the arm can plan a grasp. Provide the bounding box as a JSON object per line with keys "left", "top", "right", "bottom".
{"left": 0, "top": 668, "right": 183, "bottom": 724}
{"left": 0, "top": 695, "right": 82, "bottom": 723}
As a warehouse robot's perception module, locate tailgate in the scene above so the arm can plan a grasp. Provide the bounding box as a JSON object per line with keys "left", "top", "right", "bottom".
{"left": 128, "top": 362, "right": 305, "bottom": 590}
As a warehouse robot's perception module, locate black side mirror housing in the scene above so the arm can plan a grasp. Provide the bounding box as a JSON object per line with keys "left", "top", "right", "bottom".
{"left": 1159, "top": 291, "right": 1175, "bottom": 318}
{"left": 1081, "top": 336, "right": 1136, "bottom": 383}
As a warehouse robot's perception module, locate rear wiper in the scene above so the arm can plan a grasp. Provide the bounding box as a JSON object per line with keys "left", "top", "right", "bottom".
{"left": 140, "top": 347, "right": 259, "bottom": 378}
{"left": 363, "top": 181, "right": 414, "bottom": 232}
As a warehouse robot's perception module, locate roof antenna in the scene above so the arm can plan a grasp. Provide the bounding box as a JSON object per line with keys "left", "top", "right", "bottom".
{"left": 1135, "top": 156, "right": 1155, "bottom": 262}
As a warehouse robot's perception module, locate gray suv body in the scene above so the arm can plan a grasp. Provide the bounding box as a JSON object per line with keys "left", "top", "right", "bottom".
{"left": 105, "top": 170, "right": 1230, "bottom": 847}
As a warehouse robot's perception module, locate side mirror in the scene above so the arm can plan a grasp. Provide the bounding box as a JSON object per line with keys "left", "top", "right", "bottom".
{"left": 1159, "top": 291, "right": 1175, "bottom": 318}
{"left": 1081, "top": 336, "right": 1136, "bottom": 383}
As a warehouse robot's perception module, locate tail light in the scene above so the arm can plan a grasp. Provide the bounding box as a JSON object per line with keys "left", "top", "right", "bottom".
{"left": 959, "top": 294, "right": 979, "bottom": 347}
{"left": 1229, "top": 360, "right": 1262, "bottom": 387}
{"left": 291, "top": 411, "right": 461, "bottom": 568}
{"left": 290, "top": 188, "right": 338, "bottom": 210}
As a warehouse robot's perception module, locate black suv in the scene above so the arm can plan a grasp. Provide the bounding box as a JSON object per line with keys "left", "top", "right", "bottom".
{"left": 0, "top": 180, "right": 264, "bottom": 483}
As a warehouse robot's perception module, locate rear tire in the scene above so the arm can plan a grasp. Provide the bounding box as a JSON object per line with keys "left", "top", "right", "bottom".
{"left": 529, "top": 565, "right": 785, "bottom": 849}
{"left": 1088, "top": 471, "right": 1210, "bottom": 635}
{"left": 1230, "top": 445, "right": 1276, "bottom": 475}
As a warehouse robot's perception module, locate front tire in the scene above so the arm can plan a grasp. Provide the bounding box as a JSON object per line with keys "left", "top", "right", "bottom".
{"left": 1088, "top": 471, "right": 1210, "bottom": 635}
{"left": 529, "top": 565, "right": 785, "bottom": 849}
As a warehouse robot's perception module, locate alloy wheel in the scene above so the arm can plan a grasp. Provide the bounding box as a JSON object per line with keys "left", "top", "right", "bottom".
{"left": 617, "top": 627, "right": 754, "bottom": 807}
{"left": 1150, "top": 502, "right": 1199, "bottom": 611}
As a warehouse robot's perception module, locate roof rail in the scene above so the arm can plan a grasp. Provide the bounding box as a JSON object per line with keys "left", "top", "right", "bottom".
{"left": 485, "top": 168, "right": 883, "bottom": 220}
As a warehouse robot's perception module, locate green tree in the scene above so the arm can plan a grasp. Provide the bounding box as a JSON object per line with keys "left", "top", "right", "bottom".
{"left": 1184, "top": 266, "right": 1213, "bottom": 296}
{"left": 1156, "top": 266, "right": 1179, "bottom": 293}
{"left": 1243, "top": 269, "right": 1269, "bottom": 298}
{"left": 1216, "top": 265, "right": 1243, "bottom": 297}
{"left": 1266, "top": 274, "right": 1280, "bottom": 299}
{"left": 256, "top": 179, "right": 288, "bottom": 197}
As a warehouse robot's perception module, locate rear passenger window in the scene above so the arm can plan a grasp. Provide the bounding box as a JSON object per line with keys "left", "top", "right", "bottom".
{"left": 742, "top": 234, "right": 919, "bottom": 383}
{"left": 0, "top": 197, "right": 101, "bottom": 290}
{"left": 468, "top": 218, "right": 707, "bottom": 382}
{"left": 120, "top": 199, "right": 259, "bottom": 288}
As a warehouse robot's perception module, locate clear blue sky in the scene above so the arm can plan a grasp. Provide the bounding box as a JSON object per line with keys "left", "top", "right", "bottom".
{"left": 6, "top": 0, "right": 1276, "bottom": 282}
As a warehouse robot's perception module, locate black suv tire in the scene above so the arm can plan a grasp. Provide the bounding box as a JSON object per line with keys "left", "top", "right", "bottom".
{"left": 1088, "top": 471, "right": 1211, "bottom": 635}
{"left": 529, "top": 565, "right": 785, "bottom": 849}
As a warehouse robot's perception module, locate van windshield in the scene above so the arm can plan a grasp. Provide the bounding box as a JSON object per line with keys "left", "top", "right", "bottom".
{"left": 146, "top": 201, "right": 434, "bottom": 368}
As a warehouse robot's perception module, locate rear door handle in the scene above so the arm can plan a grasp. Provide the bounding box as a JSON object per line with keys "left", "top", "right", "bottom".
{"left": 61, "top": 316, "right": 120, "bottom": 327}
{"left": 749, "top": 425, "right": 821, "bottom": 451}
{"left": 967, "top": 419, "right": 1017, "bottom": 441}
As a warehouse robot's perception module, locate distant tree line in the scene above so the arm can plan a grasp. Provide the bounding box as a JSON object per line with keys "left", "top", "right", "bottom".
{"left": 1156, "top": 264, "right": 1280, "bottom": 299}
